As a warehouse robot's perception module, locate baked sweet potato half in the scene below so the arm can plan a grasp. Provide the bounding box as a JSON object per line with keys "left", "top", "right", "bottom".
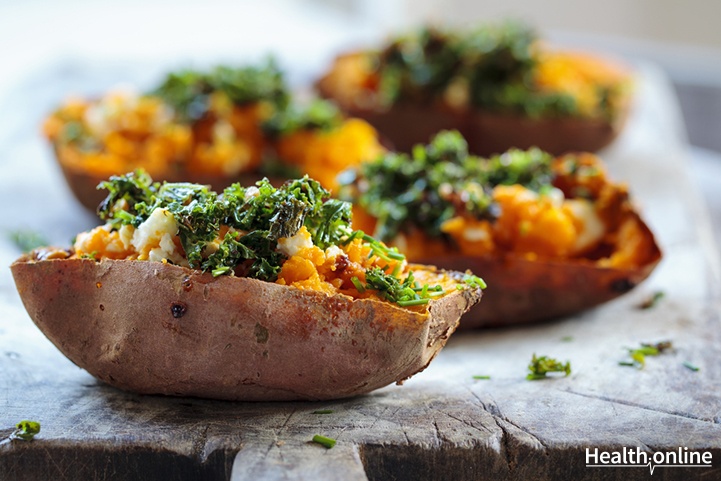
{"left": 44, "top": 62, "right": 383, "bottom": 210}
{"left": 11, "top": 173, "right": 483, "bottom": 401}
{"left": 317, "top": 22, "right": 631, "bottom": 156}
{"left": 340, "top": 131, "right": 661, "bottom": 328}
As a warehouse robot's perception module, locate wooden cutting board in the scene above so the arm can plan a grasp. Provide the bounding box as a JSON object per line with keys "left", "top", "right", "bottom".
{"left": 0, "top": 63, "right": 719, "bottom": 481}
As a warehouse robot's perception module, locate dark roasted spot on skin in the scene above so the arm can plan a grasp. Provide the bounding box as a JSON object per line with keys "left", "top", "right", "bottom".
{"left": 171, "top": 301, "right": 187, "bottom": 318}
{"left": 99, "top": 304, "right": 105, "bottom": 311}
{"left": 610, "top": 278, "right": 635, "bottom": 293}
{"left": 254, "top": 323, "right": 269, "bottom": 344}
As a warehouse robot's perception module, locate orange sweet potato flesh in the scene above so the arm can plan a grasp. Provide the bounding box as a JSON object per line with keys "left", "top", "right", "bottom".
{"left": 317, "top": 53, "right": 630, "bottom": 156}
{"left": 11, "top": 255, "right": 481, "bottom": 401}
{"left": 55, "top": 148, "right": 276, "bottom": 212}
{"left": 414, "top": 212, "right": 661, "bottom": 329}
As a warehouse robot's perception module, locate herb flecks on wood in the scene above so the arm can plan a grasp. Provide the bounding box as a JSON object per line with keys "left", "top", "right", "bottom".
{"left": 526, "top": 353, "right": 571, "bottom": 380}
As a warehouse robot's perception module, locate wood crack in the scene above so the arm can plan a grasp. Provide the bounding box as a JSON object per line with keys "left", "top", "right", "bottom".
{"left": 563, "top": 389, "right": 721, "bottom": 424}
{"left": 192, "top": 424, "right": 212, "bottom": 463}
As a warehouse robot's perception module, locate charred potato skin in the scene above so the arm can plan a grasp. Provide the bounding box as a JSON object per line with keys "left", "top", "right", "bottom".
{"left": 317, "top": 53, "right": 631, "bottom": 156}
{"left": 11, "top": 255, "right": 480, "bottom": 401}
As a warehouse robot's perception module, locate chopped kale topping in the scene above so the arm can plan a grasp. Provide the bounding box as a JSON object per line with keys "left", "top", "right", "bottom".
{"left": 262, "top": 99, "right": 343, "bottom": 138}
{"left": 526, "top": 354, "right": 571, "bottom": 380}
{"left": 98, "top": 172, "right": 352, "bottom": 281}
{"left": 373, "top": 21, "right": 582, "bottom": 118}
{"left": 97, "top": 171, "right": 484, "bottom": 302}
{"left": 152, "top": 60, "right": 289, "bottom": 122}
{"left": 339, "top": 130, "right": 553, "bottom": 242}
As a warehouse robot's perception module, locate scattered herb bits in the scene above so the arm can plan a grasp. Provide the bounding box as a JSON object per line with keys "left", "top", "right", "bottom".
{"left": 472, "top": 375, "right": 491, "bottom": 380}
{"left": 313, "top": 410, "right": 334, "bottom": 414}
{"left": 526, "top": 354, "right": 571, "bottom": 380}
{"left": 639, "top": 291, "right": 665, "bottom": 309}
{"left": 9, "top": 421, "right": 40, "bottom": 441}
{"left": 312, "top": 434, "right": 336, "bottom": 449}
{"left": 620, "top": 341, "right": 673, "bottom": 369}
{"left": 683, "top": 361, "right": 700, "bottom": 372}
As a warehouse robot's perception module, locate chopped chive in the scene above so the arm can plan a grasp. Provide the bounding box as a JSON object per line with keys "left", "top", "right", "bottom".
{"left": 313, "top": 410, "right": 334, "bottom": 414}
{"left": 421, "top": 284, "right": 428, "bottom": 297}
{"left": 371, "top": 247, "right": 391, "bottom": 262}
{"left": 382, "top": 264, "right": 391, "bottom": 272}
{"left": 386, "top": 251, "right": 405, "bottom": 260}
{"left": 341, "top": 231, "right": 363, "bottom": 245}
{"left": 351, "top": 277, "right": 365, "bottom": 293}
{"left": 426, "top": 290, "right": 446, "bottom": 297}
{"left": 618, "top": 362, "right": 636, "bottom": 367}
{"left": 212, "top": 266, "right": 231, "bottom": 277}
{"left": 391, "top": 263, "right": 402, "bottom": 277}
{"left": 312, "top": 435, "right": 336, "bottom": 449}
{"left": 397, "top": 298, "right": 430, "bottom": 307}
{"left": 361, "top": 234, "right": 376, "bottom": 244}
{"left": 683, "top": 361, "right": 700, "bottom": 372}
{"left": 560, "top": 336, "right": 573, "bottom": 342}
{"left": 472, "top": 375, "right": 490, "bottom": 380}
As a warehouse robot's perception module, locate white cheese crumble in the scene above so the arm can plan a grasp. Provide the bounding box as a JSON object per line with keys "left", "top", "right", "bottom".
{"left": 566, "top": 199, "right": 605, "bottom": 253}
{"left": 277, "top": 227, "right": 313, "bottom": 257}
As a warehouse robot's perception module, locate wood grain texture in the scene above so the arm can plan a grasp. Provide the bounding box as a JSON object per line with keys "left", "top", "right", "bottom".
{"left": 1, "top": 63, "right": 720, "bottom": 480}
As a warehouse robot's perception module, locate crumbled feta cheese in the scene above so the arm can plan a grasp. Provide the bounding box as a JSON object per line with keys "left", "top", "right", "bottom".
{"left": 277, "top": 227, "right": 313, "bottom": 257}
{"left": 324, "top": 245, "right": 342, "bottom": 263}
{"left": 566, "top": 199, "right": 604, "bottom": 253}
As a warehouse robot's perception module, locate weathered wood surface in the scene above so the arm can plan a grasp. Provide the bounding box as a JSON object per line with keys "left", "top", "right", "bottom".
{"left": 0, "top": 62, "right": 720, "bottom": 481}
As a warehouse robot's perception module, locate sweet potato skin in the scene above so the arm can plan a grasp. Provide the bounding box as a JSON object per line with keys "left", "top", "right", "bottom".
{"left": 11, "top": 257, "right": 480, "bottom": 401}
{"left": 320, "top": 102, "right": 628, "bottom": 157}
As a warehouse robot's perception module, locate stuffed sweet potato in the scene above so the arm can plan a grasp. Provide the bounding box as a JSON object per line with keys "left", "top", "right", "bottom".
{"left": 317, "top": 21, "right": 632, "bottom": 156}
{"left": 11, "top": 173, "right": 483, "bottom": 401}
{"left": 339, "top": 131, "right": 660, "bottom": 328}
{"left": 43, "top": 62, "right": 384, "bottom": 210}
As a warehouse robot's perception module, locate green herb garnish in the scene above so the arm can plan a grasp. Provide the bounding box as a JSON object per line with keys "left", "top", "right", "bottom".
{"left": 560, "top": 336, "right": 574, "bottom": 342}
{"left": 263, "top": 99, "right": 343, "bottom": 138}
{"left": 339, "top": 130, "right": 552, "bottom": 242}
{"left": 640, "top": 291, "right": 665, "bottom": 309}
{"left": 152, "top": 60, "right": 289, "bottom": 122}
{"left": 683, "top": 361, "right": 700, "bottom": 372}
{"left": 372, "top": 21, "right": 620, "bottom": 120}
{"left": 312, "top": 434, "right": 336, "bottom": 449}
{"left": 473, "top": 375, "right": 491, "bottom": 380}
{"left": 620, "top": 341, "right": 672, "bottom": 369}
{"left": 9, "top": 421, "right": 40, "bottom": 441}
{"left": 313, "top": 410, "right": 334, "bottom": 414}
{"left": 8, "top": 230, "right": 48, "bottom": 253}
{"left": 98, "top": 172, "right": 352, "bottom": 282}
{"left": 526, "top": 354, "right": 571, "bottom": 380}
